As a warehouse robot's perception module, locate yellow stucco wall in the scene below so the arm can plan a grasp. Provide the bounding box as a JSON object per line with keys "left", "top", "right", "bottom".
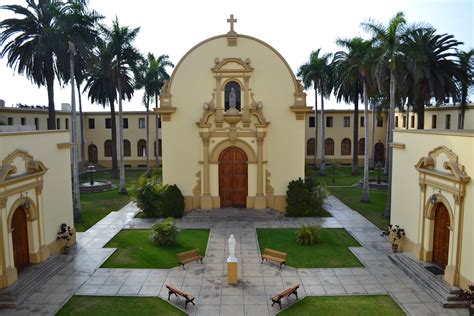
{"left": 394, "top": 105, "right": 474, "bottom": 130}
{"left": 162, "top": 34, "right": 305, "bottom": 206}
{"left": 391, "top": 129, "right": 473, "bottom": 287}
{"left": 305, "top": 110, "right": 387, "bottom": 163}
{"left": 0, "top": 131, "right": 74, "bottom": 244}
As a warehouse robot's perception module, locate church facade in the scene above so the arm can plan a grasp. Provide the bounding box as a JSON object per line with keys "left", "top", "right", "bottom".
{"left": 157, "top": 19, "right": 312, "bottom": 212}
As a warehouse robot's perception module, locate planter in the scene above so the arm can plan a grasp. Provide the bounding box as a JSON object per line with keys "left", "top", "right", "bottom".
{"left": 391, "top": 243, "right": 399, "bottom": 253}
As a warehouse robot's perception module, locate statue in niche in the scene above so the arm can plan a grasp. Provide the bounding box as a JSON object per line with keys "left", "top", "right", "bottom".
{"left": 229, "top": 87, "right": 237, "bottom": 108}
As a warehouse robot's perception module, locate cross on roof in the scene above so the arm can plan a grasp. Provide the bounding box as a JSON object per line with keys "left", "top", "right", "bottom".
{"left": 227, "top": 14, "right": 237, "bottom": 32}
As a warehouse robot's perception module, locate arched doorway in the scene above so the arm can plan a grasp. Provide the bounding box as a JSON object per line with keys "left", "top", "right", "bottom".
{"left": 88, "top": 144, "right": 98, "bottom": 163}
{"left": 432, "top": 203, "right": 450, "bottom": 268}
{"left": 219, "top": 147, "right": 247, "bottom": 207}
{"left": 374, "top": 142, "right": 385, "bottom": 163}
{"left": 11, "top": 206, "right": 30, "bottom": 271}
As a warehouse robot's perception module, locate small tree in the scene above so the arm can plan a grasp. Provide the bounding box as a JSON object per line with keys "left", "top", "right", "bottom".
{"left": 286, "top": 178, "right": 326, "bottom": 217}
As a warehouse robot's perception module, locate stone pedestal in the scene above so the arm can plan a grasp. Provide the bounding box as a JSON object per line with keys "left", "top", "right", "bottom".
{"left": 227, "top": 257, "right": 238, "bottom": 285}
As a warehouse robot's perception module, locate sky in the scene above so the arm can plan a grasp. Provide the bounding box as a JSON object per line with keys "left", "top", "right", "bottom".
{"left": 0, "top": 0, "right": 472, "bottom": 111}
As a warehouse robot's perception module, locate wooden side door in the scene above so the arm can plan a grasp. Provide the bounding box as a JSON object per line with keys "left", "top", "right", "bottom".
{"left": 432, "top": 203, "right": 450, "bottom": 268}
{"left": 11, "top": 206, "right": 30, "bottom": 271}
{"left": 219, "top": 147, "right": 248, "bottom": 208}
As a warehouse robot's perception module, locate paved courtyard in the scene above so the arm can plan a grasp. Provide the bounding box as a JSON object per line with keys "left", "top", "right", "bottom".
{"left": 1, "top": 195, "right": 469, "bottom": 315}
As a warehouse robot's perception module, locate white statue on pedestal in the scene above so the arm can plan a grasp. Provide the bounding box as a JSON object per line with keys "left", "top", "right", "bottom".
{"left": 228, "top": 234, "right": 237, "bottom": 261}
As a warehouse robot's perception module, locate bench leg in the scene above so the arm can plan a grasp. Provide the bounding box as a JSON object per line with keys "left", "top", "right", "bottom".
{"left": 271, "top": 300, "right": 282, "bottom": 310}
{"left": 291, "top": 291, "right": 299, "bottom": 300}
{"left": 200, "top": 258, "right": 203, "bottom": 264}
{"left": 185, "top": 298, "right": 195, "bottom": 309}
{"left": 168, "top": 291, "right": 172, "bottom": 300}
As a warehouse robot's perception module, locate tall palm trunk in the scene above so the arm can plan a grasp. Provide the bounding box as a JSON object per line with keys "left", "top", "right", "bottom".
{"left": 155, "top": 93, "right": 160, "bottom": 167}
{"left": 110, "top": 101, "right": 118, "bottom": 179}
{"left": 319, "top": 87, "right": 325, "bottom": 176}
{"left": 370, "top": 99, "right": 375, "bottom": 169}
{"left": 384, "top": 111, "right": 390, "bottom": 175}
{"left": 405, "top": 105, "right": 409, "bottom": 130}
{"left": 69, "top": 44, "right": 81, "bottom": 223}
{"left": 352, "top": 91, "right": 359, "bottom": 176}
{"left": 460, "top": 84, "right": 468, "bottom": 129}
{"left": 145, "top": 104, "right": 151, "bottom": 177}
{"left": 361, "top": 81, "right": 370, "bottom": 202}
{"left": 384, "top": 70, "right": 396, "bottom": 218}
{"left": 46, "top": 53, "right": 56, "bottom": 130}
{"left": 313, "top": 87, "right": 318, "bottom": 170}
{"left": 77, "top": 82, "right": 85, "bottom": 165}
{"left": 416, "top": 105, "right": 425, "bottom": 130}
{"left": 117, "top": 74, "right": 126, "bottom": 194}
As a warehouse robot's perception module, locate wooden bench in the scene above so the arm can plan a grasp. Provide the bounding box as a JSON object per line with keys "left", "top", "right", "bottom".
{"left": 271, "top": 284, "right": 300, "bottom": 309}
{"left": 261, "top": 248, "right": 287, "bottom": 268}
{"left": 177, "top": 248, "right": 203, "bottom": 269}
{"left": 166, "top": 284, "right": 195, "bottom": 309}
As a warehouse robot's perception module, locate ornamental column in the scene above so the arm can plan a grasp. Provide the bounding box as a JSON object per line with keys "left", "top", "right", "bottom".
{"left": 254, "top": 130, "right": 266, "bottom": 209}
{"left": 200, "top": 131, "right": 213, "bottom": 209}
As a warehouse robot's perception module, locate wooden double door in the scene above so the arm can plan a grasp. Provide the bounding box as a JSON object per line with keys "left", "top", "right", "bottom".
{"left": 219, "top": 147, "right": 248, "bottom": 208}
{"left": 432, "top": 203, "right": 450, "bottom": 269}
{"left": 11, "top": 206, "right": 30, "bottom": 271}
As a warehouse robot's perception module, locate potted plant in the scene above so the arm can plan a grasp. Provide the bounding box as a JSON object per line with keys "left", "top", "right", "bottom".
{"left": 381, "top": 224, "right": 405, "bottom": 252}
{"left": 57, "top": 223, "right": 74, "bottom": 254}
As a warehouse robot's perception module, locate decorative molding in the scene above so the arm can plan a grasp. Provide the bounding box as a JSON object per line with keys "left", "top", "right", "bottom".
{"left": 389, "top": 142, "right": 406, "bottom": 149}
{"left": 212, "top": 58, "right": 253, "bottom": 73}
{"left": 265, "top": 170, "right": 274, "bottom": 195}
{"left": 56, "top": 143, "right": 71, "bottom": 149}
{"left": 290, "top": 105, "right": 313, "bottom": 120}
{"left": 192, "top": 171, "right": 201, "bottom": 197}
{"left": 0, "top": 197, "right": 6, "bottom": 209}
{"left": 0, "top": 149, "right": 48, "bottom": 185}
{"left": 154, "top": 106, "right": 176, "bottom": 121}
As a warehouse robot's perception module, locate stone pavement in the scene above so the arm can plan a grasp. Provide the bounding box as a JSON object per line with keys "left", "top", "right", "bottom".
{"left": 1, "top": 196, "right": 469, "bottom": 315}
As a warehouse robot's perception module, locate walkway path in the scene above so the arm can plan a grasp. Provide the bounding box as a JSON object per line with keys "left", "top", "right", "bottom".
{"left": 2, "top": 196, "right": 469, "bottom": 315}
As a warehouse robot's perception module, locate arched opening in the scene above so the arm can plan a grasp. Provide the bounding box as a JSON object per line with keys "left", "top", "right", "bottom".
{"left": 219, "top": 147, "right": 247, "bottom": 208}
{"left": 325, "top": 138, "right": 334, "bottom": 156}
{"left": 88, "top": 144, "right": 98, "bottom": 163}
{"left": 306, "top": 138, "right": 315, "bottom": 156}
{"left": 341, "top": 138, "right": 351, "bottom": 156}
{"left": 11, "top": 206, "right": 30, "bottom": 271}
{"left": 374, "top": 142, "right": 385, "bottom": 163}
{"left": 224, "top": 81, "right": 241, "bottom": 111}
{"left": 358, "top": 138, "right": 365, "bottom": 156}
{"left": 154, "top": 140, "right": 162, "bottom": 157}
{"left": 137, "top": 139, "right": 147, "bottom": 157}
{"left": 104, "top": 140, "right": 112, "bottom": 157}
{"left": 432, "top": 203, "right": 450, "bottom": 268}
{"left": 124, "top": 140, "right": 131, "bottom": 157}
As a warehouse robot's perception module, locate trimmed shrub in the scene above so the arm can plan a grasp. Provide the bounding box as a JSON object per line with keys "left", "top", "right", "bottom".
{"left": 149, "top": 217, "right": 179, "bottom": 246}
{"left": 161, "top": 184, "right": 185, "bottom": 218}
{"left": 286, "top": 177, "right": 327, "bottom": 217}
{"left": 296, "top": 224, "right": 320, "bottom": 245}
{"left": 130, "top": 174, "right": 162, "bottom": 217}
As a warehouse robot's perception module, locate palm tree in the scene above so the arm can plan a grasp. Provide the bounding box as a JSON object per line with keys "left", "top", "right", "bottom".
{"left": 0, "top": 0, "right": 62, "bottom": 130}
{"left": 56, "top": 0, "right": 102, "bottom": 165}
{"left": 56, "top": 0, "right": 102, "bottom": 223}
{"left": 456, "top": 48, "right": 474, "bottom": 129}
{"left": 136, "top": 53, "right": 174, "bottom": 175}
{"left": 332, "top": 38, "right": 366, "bottom": 176}
{"left": 402, "top": 28, "right": 462, "bottom": 129}
{"left": 362, "top": 11, "right": 407, "bottom": 217}
{"left": 83, "top": 41, "right": 119, "bottom": 178}
{"left": 297, "top": 50, "right": 323, "bottom": 170}
{"left": 103, "top": 18, "right": 142, "bottom": 194}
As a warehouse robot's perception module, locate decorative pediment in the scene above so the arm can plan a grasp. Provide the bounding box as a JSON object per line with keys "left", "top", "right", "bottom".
{"left": 212, "top": 58, "right": 253, "bottom": 73}
{"left": 0, "top": 149, "right": 48, "bottom": 183}
{"left": 415, "top": 146, "right": 470, "bottom": 182}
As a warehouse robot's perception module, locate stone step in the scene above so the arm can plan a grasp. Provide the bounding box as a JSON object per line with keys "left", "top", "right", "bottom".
{"left": 388, "top": 253, "right": 469, "bottom": 308}
{"left": 0, "top": 254, "right": 73, "bottom": 308}
{"left": 183, "top": 208, "right": 284, "bottom": 221}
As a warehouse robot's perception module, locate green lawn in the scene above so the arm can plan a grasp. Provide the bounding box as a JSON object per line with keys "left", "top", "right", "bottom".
{"left": 76, "top": 169, "right": 149, "bottom": 232}
{"left": 102, "top": 229, "right": 210, "bottom": 269}
{"left": 57, "top": 296, "right": 185, "bottom": 316}
{"left": 308, "top": 165, "right": 390, "bottom": 230}
{"left": 278, "top": 295, "right": 404, "bottom": 316}
{"left": 257, "top": 228, "right": 362, "bottom": 268}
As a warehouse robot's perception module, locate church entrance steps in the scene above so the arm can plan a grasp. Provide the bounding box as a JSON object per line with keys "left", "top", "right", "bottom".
{"left": 182, "top": 208, "right": 284, "bottom": 222}
{"left": 0, "top": 254, "right": 73, "bottom": 308}
{"left": 388, "top": 253, "right": 469, "bottom": 308}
